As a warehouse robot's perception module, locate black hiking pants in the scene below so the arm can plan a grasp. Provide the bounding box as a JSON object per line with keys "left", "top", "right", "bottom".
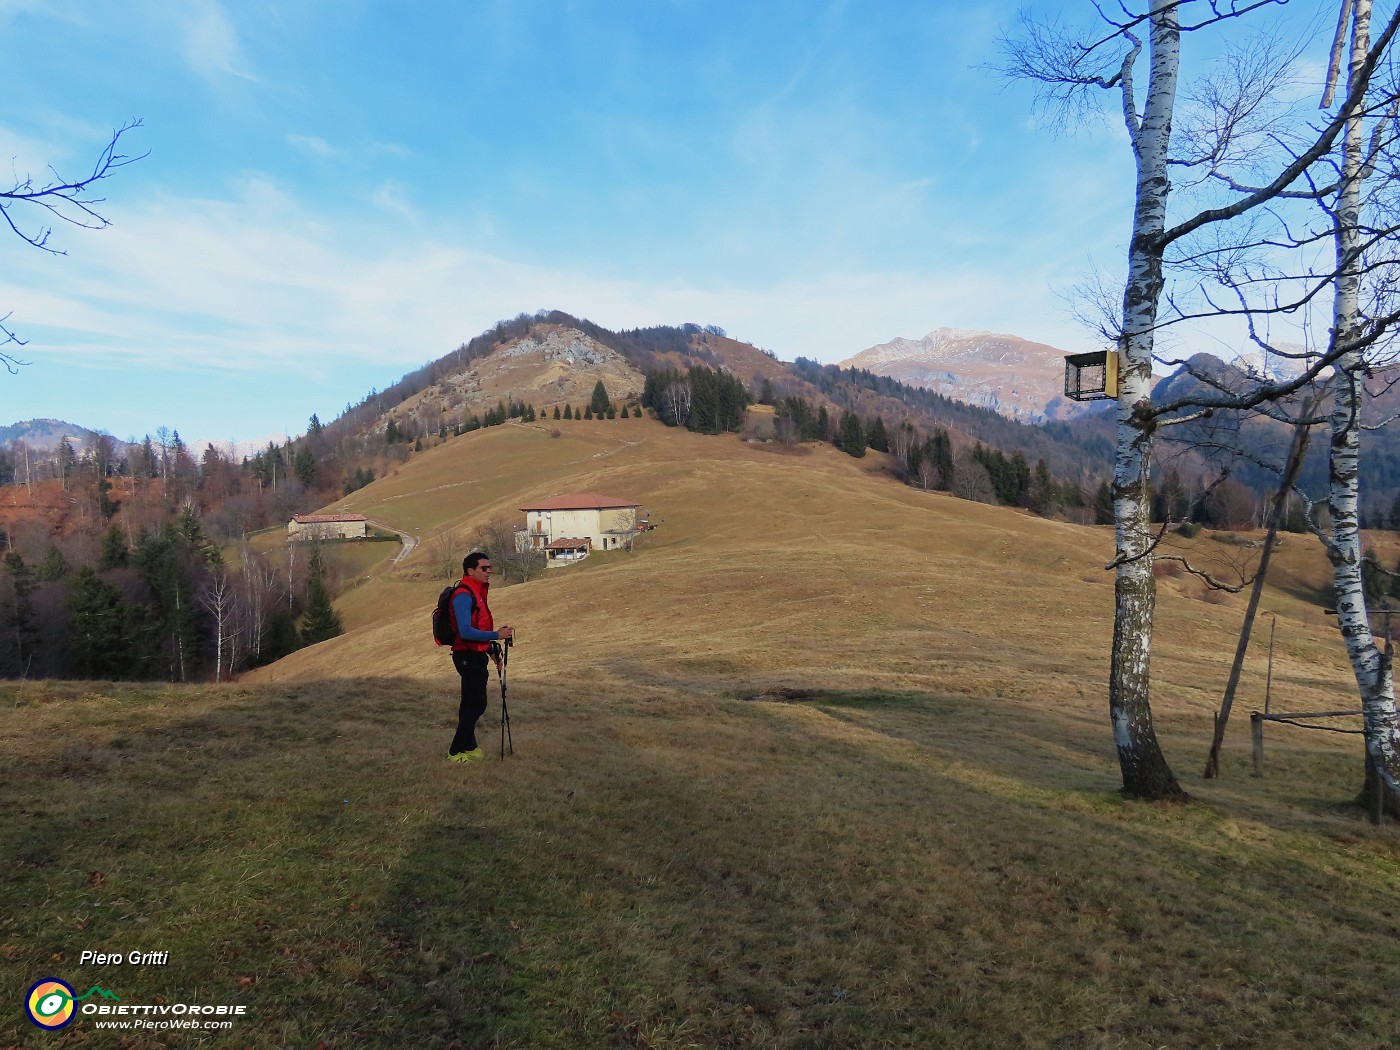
{"left": 450, "top": 649, "right": 490, "bottom": 754}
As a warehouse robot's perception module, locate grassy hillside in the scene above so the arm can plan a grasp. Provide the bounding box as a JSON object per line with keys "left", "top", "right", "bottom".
{"left": 4, "top": 415, "right": 1400, "bottom": 1049}
{"left": 263, "top": 414, "right": 1358, "bottom": 719}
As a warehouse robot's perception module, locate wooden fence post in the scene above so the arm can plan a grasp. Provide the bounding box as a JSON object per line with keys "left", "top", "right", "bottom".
{"left": 1251, "top": 712, "right": 1264, "bottom": 778}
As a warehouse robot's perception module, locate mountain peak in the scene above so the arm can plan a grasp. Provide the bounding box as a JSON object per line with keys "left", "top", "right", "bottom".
{"left": 838, "top": 328, "right": 1076, "bottom": 422}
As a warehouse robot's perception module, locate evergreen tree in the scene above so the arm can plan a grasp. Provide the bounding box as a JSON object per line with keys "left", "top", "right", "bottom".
{"left": 56, "top": 438, "right": 76, "bottom": 489}
{"left": 1094, "top": 480, "right": 1115, "bottom": 526}
{"left": 343, "top": 466, "right": 375, "bottom": 496}
{"left": 67, "top": 567, "right": 137, "bottom": 680}
{"left": 775, "top": 396, "right": 820, "bottom": 442}
{"left": 300, "top": 548, "right": 343, "bottom": 645}
{"left": 553, "top": 405, "right": 561, "bottom": 420}
{"left": 838, "top": 412, "right": 866, "bottom": 458}
{"left": 906, "top": 440, "right": 925, "bottom": 479}
{"left": 36, "top": 545, "right": 69, "bottom": 582}
{"left": 590, "top": 380, "right": 612, "bottom": 417}
{"left": 132, "top": 527, "right": 202, "bottom": 680}
{"left": 98, "top": 525, "right": 129, "bottom": 570}
{"left": 563, "top": 404, "right": 572, "bottom": 420}
{"left": 294, "top": 446, "right": 317, "bottom": 487}
{"left": 260, "top": 608, "right": 302, "bottom": 664}
{"left": 309, "top": 413, "right": 323, "bottom": 434}
{"left": 686, "top": 366, "right": 745, "bottom": 434}
{"left": 930, "top": 430, "right": 954, "bottom": 490}
{"left": 138, "top": 436, "right": 159, "bottom": 478}
{"left": 3, "top": 552, "right": 39, "bottom": 676}
{"left": 867, "top": 415, "right": 890, "bottom": 453}
{"left": 759, "top": 377, "right": 775, "bottom": 405}
{"left": 177, "top": 506, "right": 221, "bottom": 567}
{"left": 606, "top": 404, "right": 617, "bottom": 419}
{"left": 1008, "top": 451, "right": 1031, "bottom": 508}
{"left": 584, "top": 404, "right": 594, "bottom": 420}
{"left": 1030, "top": 459, "right": 1059, "bottom": 516}
{"left": 97, "top": 478, "right": 118, "bottom": 520}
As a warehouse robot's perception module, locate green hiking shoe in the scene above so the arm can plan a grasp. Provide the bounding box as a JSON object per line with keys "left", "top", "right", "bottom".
{"left": 449, "top": 748, "right": 484, "bottom": 764}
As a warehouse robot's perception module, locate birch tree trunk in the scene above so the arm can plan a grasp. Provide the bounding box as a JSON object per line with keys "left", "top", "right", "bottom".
{"left": 1111, "top": 0, "right": 1187, "bottom": 800}
{"left": 1324, "top": 0, "right": 1400, "bottom": 813}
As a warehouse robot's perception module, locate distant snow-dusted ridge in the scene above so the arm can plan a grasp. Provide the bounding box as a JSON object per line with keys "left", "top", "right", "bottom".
{"left": 839, "top": 327, "right": 1078, "bottom": 422}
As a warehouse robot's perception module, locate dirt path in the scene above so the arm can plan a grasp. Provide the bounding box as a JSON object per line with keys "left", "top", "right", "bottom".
{"left": 368, "top": 519, "right": 418, "bottom": 564}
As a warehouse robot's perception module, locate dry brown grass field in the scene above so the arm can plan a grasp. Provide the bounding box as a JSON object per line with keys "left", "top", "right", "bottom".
{"left": 4, "top": 416, "right": 1400, "bottom": 1049}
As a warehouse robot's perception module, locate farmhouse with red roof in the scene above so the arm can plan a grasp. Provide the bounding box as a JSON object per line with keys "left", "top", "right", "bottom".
{"left": 517, "top": 492, "right": 644, "bottom": 564}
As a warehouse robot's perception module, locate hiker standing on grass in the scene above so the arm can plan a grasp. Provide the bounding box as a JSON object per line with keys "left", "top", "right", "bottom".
{"left": 448, "top": 552, "right": 514, "bottom": 763}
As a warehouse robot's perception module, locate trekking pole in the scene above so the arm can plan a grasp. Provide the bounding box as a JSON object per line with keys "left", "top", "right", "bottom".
{"left": 498, "top": 637, "right": 513, "bottom": 760}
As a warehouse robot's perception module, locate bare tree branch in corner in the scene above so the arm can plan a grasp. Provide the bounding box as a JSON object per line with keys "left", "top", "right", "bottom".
{"left": 0, "top": 117, "right": 146, "bottom": 374}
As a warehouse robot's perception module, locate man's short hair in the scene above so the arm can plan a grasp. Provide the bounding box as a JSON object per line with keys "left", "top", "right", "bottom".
{"left": 464, "top": 551, "right": 490, "bottom": 573}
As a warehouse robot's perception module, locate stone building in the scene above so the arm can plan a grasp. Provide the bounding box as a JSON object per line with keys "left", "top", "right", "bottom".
{"left": 287, "top": 513, "right": 368, "bottom": 541}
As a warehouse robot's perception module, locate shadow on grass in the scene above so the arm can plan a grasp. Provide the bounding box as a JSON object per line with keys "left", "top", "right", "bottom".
{"left": 0, "top": 677, "right": 467, "bottom": 1048}
{"left": 743, "top": 685, "right": 1123, "bottom": 796}
{"left": 4, "top": 677, "right": 1398, "bottom": 1048}
{"left": 369, "top": 683, "right": 1400, "bottom": 1049}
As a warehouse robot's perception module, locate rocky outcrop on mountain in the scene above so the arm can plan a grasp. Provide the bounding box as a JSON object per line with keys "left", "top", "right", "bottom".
{"left": 391, "top": 323, "right": 646, "bottom": 428}
{"left": 497, "top": 328, "right": 615, "bottom": 368}
{"left": 838, "top": 328, "right": 1077, "bottom": 422}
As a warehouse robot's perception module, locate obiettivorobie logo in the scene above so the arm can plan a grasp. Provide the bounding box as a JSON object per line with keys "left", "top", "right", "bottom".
{"left": 25, "top": 979, "right": 121, "bottom": 1030}
{"left": 24, "top": 977, "right": 250, "bottom": 1033}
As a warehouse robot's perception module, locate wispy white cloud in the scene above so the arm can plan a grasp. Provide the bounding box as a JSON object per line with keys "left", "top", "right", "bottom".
{"left": 0, "top": 173, "right": 1099, "bottom": 396}
{"left": 0, "top": 127, "right": 63, "bottom": 181}
{"left": 371, "top": 180, "right": 419, "bottom": 222}
{"left": 183, "top": 1, "right": 257, "bottom": 83}
{"left": 287, "top": 134, "right": 337, "bottom": 157}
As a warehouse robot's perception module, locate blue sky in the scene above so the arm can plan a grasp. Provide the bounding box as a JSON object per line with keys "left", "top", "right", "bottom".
{"left": 0, "top": 0, "right": 1324, "bottom": 448}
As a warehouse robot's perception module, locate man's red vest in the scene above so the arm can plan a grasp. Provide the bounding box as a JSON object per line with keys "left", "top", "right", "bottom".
{"left": 451, "top": 574, "right": 494, "bottom": 653}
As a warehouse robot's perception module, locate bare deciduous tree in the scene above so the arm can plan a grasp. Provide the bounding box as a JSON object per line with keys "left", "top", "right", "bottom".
{"left": 199, "top": 570, "right": 237, "bottom": 684}
{"left": 1004, "top": 0, "right": 1400, "bottom": 800}
{"left": 428, "top": 530, "right": 460, "bottom": 581}
{"left": 469, "top": 516, "right": 546, "bottom": 585}
{"left": 950, "top": 447, "right": 996, "bottom": 504}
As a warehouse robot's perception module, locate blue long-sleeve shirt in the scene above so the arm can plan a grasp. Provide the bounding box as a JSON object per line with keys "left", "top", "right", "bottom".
{"left": 452, "top": 589, "right": 499, "bottom": 642}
